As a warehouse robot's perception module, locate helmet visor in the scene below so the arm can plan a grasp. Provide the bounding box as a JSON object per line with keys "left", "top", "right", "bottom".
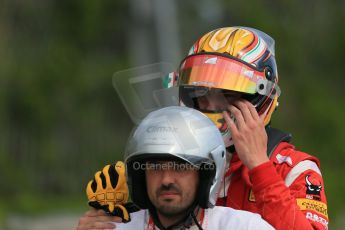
{"left": 179, "top": 53, "right": 266, "bottom": 95}
{"left": 180, "top": 86, "right": 243, "bottom": 112}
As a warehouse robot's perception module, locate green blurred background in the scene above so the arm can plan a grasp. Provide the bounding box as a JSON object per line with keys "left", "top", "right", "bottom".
{"left": 1, "top": 0, "right": 344, "bottom": 229}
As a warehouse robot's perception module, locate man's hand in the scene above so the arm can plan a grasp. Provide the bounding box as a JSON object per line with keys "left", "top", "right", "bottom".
{"left": 76, "top": 208, "right": 121, "bottom": 230}
{"left": 86, "top": 161, "right": 139, "bottom": 222}
{"left": 223, "top": 99, "right": 269, "bottom": 170}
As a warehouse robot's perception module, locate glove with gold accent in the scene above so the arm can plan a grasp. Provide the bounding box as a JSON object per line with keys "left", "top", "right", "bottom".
{"left": 86, "top": 161, "right": 139, "bottom": 223}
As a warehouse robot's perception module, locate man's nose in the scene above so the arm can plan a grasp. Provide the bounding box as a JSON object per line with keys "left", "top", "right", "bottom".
{"left": 160, "top": 169, "right": 176, "bottom": 185}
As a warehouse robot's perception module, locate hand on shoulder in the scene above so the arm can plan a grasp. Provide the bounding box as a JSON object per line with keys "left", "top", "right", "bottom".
{"left": 76, "top": 208, "right": 122, "bottom": 230}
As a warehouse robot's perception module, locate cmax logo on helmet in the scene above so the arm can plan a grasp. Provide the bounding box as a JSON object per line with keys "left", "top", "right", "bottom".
{"left": 146, "top": 126, "right": 178, "bottom": 133}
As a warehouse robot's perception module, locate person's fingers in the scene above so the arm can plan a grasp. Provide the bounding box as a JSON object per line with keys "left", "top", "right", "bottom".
{"left": 84, "top": 208, "right": 122, "bottom": 222}
{"left": 77, "top": 217, "right": 116, "bottom": 230}
{"left": 227, "top": 104, "right": 245, "bottom": 129}
{"left": 223, "top": 111, "right": 238, "bottom": 135}
{"left": 77, "top": 215, "right": 118, "bottom": 230}
{"left": 243, "top": 100, "right": 260, "bottom": 121}
{"left": 94, "top": 215, "right": 121, "bottom": 222}
{"left": 232, "top": 100, "right": 253, "bottom": 123}
{"left": 85, "top": 209, "right": 107, "bottom": 217}
{"left": 259, "top": 105, "right": 269, "bottom": 122}
{"left": 92, "top": 221, "right": 116, "bottom": 229}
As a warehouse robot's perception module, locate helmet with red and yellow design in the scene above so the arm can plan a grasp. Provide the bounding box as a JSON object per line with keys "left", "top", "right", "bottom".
{"left": 178, "top": 26, "right": 280, "bottom": 147}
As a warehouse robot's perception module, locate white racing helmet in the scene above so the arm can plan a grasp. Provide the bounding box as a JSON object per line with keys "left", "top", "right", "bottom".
{"left": 124, "top": 106, "right": 226, "bottom": 209}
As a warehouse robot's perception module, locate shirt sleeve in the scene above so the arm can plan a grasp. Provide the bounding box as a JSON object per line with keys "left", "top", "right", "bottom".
{"left": 249, "top": 161, "right": 328, "bottom": 230}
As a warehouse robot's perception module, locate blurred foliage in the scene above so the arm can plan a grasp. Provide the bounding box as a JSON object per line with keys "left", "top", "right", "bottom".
{"left": 0, "top": 0, "right": 133, "bottom": 220}
{"left": 0, "top": 0, "right": 344, "bottom": 229}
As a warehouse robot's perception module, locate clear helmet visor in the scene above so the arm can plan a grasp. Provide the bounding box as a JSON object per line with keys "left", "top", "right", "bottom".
{"left": 112, "top": 63, "right": 179, "bottom": 125}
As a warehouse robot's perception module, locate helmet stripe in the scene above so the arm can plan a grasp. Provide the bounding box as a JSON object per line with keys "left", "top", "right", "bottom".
{"left": 241, "top": 36, "right": 267, "bottom": 64}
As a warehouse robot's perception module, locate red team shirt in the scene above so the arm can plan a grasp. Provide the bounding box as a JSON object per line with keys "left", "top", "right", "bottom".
{"left": 217, "top": 141, "right": 329, "bottom": 229}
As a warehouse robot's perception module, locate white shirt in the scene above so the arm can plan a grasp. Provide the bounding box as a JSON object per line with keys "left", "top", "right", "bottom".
{"left": 109, "top": 206, "right": 274, "bottom": 230}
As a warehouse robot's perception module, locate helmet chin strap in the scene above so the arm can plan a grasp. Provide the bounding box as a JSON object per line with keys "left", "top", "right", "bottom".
{"left": 148, "top": 201, "right": 203, "bottom": 230}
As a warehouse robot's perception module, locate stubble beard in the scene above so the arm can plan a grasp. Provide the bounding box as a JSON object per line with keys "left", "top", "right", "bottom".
{"left": 152, "top": 183, "right": 196, "bottom": 219}
{"left": 156, "top": 202, "right": 190, "bottom": 217}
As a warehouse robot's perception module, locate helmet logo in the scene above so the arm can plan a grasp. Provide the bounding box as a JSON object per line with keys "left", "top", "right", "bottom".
{"left": 191, "top": 81, "right": 215, "bottom": 87}
{"left": 305, "top": 175, "right": 322, "bottom": 200}
{"left": 146, "top": 126, "right": 178, "bottom": 133}
{"left": 242, "top": 70, "right": 254, "bottom": 78}
{"left": 204, "top": 57, "right": 218, "bottom": 65}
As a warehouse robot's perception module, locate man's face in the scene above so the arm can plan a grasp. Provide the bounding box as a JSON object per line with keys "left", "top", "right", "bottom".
{"left": 145, "top": 161, "right": 199, "bottom": 217}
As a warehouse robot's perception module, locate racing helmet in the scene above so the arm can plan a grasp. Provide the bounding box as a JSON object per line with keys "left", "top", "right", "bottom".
{"left": 124, "top": 106, "right": 226, "bottom": 209}
{"left": 178, "top": 26, "right": 280, "bottom": 147}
